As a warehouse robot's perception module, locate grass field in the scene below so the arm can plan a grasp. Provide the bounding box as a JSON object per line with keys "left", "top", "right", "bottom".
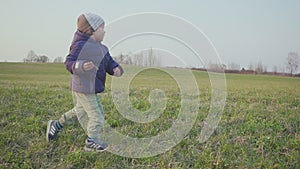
{"left": 0, "top": 62, "right": 299, "bottom": 168}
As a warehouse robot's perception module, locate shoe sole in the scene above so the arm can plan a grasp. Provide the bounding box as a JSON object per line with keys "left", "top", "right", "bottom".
{"left": 84, "top": 146, "right": 106, "bottom": 152}
{"left": 46, "top": 120, "right": 54, "bottom": 143}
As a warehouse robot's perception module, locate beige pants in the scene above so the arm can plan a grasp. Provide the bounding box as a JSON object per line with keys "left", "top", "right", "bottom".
{"left": 59, "top": 92, "right": 105, "bottom": 139}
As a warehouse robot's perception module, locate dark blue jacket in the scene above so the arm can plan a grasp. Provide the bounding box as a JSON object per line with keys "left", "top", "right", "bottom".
{"left": 65, "top": 31, "right": 123, "bottom": 94}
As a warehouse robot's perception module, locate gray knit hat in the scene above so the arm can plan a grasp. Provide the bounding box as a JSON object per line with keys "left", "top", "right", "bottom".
{"left": 83, "top": 13, "right": 105, "bottom": 31}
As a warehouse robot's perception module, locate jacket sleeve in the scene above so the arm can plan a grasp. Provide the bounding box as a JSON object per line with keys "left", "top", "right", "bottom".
{"left": 64, "top": 42, "right": 87, "bottom": 75}
{"left": 65, "top": 56, "right": 87, "bottom": 75}
{"left": 104, "top": 52, "right": 123, "bottom": 76}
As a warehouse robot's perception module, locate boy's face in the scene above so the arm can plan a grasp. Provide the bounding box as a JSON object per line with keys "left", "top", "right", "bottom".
{"left": 92, "top": 24, "right": 105, "bottom": 42}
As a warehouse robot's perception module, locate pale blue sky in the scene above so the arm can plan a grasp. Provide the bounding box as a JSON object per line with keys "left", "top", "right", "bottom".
{"left": 0, "top": 0, "right": 299, "bottom": 71}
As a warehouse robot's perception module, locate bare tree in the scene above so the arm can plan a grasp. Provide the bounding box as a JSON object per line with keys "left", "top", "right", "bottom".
{"left": 115, "top": 53, "right": 126, "bottom": 63}
{"left": 145, "top": 48, "right": 160, "bottom": 67}
{"left": 287, "top": 52, "right": 299, "bottom": 76}
{"left": 114, "top": 53, "right": 133, "bottom": 65}
{"left": 228, "top": 62, "right": 240, "bottom": 70}
{"left": 24, "top": 50, "right": 49, "bottom": 63}
{"left": 263, "top": 65, "right": 268, "bottom": 73}
{"left": 53, "top": 56, "right": 64, "bottom": 63}
{"left": 131, "top": 48, "right": 161, "bottom": 67}
{"left": 133, "top": 53, "right": 143, "bottom": 66}
{"left": 24, "top": 50, "right": 38, "bottom": 62}
{"left": 208, "top": 62, "right": 226, "bottom": 72}
{"left": 273, "top": 66, "right": 278, "bottom": 74}
{"left": 38, "top": 55, "right": 49, "bottom": 63}
{"left": 114, "top": 48, "right": 161, "bottom": 67}
{"left": 255, "top": 61, "right": 264, "bottom": 74}
{"left": 248, "top": 62, "right": 254, "bottom": 71}
{"left": 125, "top": 54, "right": 133, "bottom": 65}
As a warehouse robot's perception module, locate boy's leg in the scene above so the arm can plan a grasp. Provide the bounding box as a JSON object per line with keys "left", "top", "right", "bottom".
{"left": 47, "top": 108, "right": 77, "bottom": 143}
{"left": 47, "top": 93, "right": 78, "bottom": 143}
{"left": 74, "top": 99, "right": 89, "bottom": 134}
{"left": 74, "top": 92, "right": 104, "bottom": 139}
{"left": 74, "top": 92, "right": 107, "bottom": 151}
{"left": 83, "top": 96, "right": 108, "bottom": 151}
{"left": 58, "top": 108, "right": 77, "bottom": 126}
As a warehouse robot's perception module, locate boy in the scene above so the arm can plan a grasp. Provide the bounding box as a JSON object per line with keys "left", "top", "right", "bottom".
{"left": 46, "top": 13, "right": 123, "bottom": 152}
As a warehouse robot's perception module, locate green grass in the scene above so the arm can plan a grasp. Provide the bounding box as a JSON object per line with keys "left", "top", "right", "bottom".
{"left": 0, "top": 62, "right": 299, "bottom": 168}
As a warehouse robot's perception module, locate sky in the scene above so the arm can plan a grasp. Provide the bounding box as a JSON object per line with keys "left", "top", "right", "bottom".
{"left": 0, "top": 0, "right": 299, "bottom": 72}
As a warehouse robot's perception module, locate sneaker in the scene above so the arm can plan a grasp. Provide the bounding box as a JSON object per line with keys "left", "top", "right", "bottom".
{"left": 46, "top": 120, "right": 62, "bottom": 142}
{"left": 84, "top": 138, "right": 108, "bottom": 152}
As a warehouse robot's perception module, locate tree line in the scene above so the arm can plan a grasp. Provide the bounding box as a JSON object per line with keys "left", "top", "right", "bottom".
{"left": 23, "top": 50, "right": 63, "bottom": 63}
{"left": 23, "top": 49, "right": 300, "bottom": 76}
{"left": 113, "top": 50, "right": 299, "bottom": 76}
{"left": 113, "top": 48, "right": 161, "bottom": 67}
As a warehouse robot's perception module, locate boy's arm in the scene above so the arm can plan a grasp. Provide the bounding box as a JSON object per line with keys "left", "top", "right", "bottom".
{"left": 113, "top": 66, "right": 123, "bottom": 77}
{"left": 105, "top": 52, "right": 124, "bottom": 76}
{"left": 64, "top": 43, "right": 88, "bottom": 75}
{"left": 65, "top": 55, "right": 87, "bottom": 75}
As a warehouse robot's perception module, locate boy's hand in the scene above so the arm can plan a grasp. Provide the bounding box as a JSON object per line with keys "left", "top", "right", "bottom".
{"left": 83, "top": 61, "right": 97, "bottom": 71}
{"left": 113, "top": 67, "right": 122, "bottom": 77}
